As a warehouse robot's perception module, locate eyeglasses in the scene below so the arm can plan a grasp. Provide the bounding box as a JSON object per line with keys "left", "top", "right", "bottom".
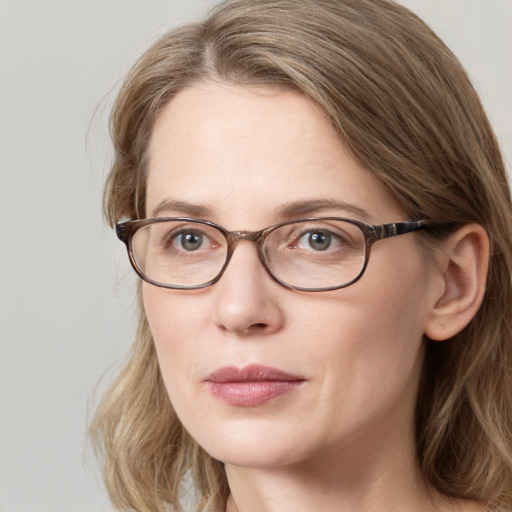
{"left": 116, "top": 217, "right": 434, "bottom": 292}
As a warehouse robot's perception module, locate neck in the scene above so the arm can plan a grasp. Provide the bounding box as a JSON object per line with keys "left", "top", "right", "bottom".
{"left": 224, "top": 417, "right": 439, "bottom": 512}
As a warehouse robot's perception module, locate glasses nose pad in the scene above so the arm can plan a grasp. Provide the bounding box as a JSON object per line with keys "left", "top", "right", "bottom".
{"left": 215, "top": 231, "right": 274, "bottom": 283}
{"left": 256, "top": 241, "right": 278, "bottom": 280}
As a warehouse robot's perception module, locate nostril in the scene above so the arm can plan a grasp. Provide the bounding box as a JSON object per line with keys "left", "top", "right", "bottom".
{"left": 244, "top": 322, "right": 270, "bottom": 334}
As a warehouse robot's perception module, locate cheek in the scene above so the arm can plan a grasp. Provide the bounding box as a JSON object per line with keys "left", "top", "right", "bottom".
{"left": 142, "top": 285, "right": 208, "bottom": 394}
{"left": 298, "top": 286, "right": 425, "bottom": 384}
{"left": 298, "top": 251, "right": 429, "bottom": 410}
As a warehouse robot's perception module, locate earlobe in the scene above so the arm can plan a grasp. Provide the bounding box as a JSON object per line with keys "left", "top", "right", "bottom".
{"left": 424, "top": 224, "right": 489, "bottom": 341}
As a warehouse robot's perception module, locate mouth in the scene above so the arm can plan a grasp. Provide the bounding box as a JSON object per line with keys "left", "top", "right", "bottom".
{"left": 205, "top": 364, "right": 305, "bottom": 407}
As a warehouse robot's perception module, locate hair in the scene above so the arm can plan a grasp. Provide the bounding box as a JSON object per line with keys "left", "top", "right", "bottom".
{"left": 90, "top": 0, "right": 512, "bottom": 511}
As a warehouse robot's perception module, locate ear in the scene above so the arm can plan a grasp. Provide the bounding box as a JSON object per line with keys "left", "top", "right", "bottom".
{"left": 424, "top": 224, "right": 489, "bottom": 341}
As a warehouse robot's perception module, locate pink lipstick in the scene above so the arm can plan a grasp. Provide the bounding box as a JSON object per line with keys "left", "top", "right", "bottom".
{"left": 206, "top": 364, "right": 305, "bottom": 407}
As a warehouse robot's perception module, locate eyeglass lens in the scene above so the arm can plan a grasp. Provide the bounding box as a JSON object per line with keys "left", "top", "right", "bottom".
{"left": 130, "top": 219, "right": 367, "bottom": 290}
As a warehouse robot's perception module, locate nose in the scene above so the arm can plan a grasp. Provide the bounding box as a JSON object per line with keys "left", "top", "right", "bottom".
{"left": 212, "top": 241, "right": 284, "bottom": 336}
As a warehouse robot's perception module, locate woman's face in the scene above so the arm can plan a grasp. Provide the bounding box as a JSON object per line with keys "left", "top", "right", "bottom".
{"left": 143, "top": 82, "right": 437, "bottom": 469}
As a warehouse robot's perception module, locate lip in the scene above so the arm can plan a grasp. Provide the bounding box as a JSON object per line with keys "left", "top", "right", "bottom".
{"left": 205, "top": 364, "right": 305, "bottom": 407}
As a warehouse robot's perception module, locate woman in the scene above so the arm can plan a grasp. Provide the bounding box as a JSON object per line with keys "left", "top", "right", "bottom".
{"left": 91, "top": 0, "right": 512, "bottom": 511}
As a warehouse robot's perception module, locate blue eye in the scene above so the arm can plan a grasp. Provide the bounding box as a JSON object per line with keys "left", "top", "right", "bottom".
{"left": 295, "top": 230, "right": 342, "bottom": 251}
{"left": 174, "top": 231, "right": 206, "bottom": 251}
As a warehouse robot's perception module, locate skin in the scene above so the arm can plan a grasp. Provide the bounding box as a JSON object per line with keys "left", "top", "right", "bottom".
{"left": 143, "top": 82, "right": 486, "bottom": 512}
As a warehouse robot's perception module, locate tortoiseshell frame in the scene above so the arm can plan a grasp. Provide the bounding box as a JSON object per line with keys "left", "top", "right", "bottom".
{"left": 116, "top": 217, "right": 434, "bottom": 292}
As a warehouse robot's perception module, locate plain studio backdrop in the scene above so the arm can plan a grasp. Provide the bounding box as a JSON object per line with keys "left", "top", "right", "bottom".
{"left": 0, "top": 1, "right": 510, "bottom": 511}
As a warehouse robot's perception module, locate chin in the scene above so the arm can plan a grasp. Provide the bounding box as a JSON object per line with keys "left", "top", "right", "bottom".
{"left": 188, "top": 419, "right": 308, "bottom": 469}
{"left": 211, "top": 445, "right": 303, "bottom": 469}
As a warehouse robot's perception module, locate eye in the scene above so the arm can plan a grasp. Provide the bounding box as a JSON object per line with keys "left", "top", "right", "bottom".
{"left": 296, "top": 230, "right": 341, "bottom": 251}
{"left": 172, "top": 230, "right": 208, "bottom": 251}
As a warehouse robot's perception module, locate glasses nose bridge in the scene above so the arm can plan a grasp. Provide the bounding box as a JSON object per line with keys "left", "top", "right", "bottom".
{"left": 224, "top": 228, "right": 268, "bottom": 266}
{"left": 227, "top": 229, "right": 265, "bottom": 245}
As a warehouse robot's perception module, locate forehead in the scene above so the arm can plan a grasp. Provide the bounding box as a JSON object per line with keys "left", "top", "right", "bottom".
{"left": 146, "top": 82, "right": 404, "bottom": 226}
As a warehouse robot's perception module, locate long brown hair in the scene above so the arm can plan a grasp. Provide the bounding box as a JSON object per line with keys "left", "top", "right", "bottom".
{"left": 91, "top": 1, "right": 512, "bottom": 510}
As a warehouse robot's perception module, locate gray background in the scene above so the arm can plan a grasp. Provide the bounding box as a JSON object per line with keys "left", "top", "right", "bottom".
{"left": 1, "top": 1, "right": 510, "bottom": 511}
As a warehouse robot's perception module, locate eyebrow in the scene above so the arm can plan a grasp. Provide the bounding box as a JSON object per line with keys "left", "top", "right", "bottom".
{"left": 150, "top": 199, "right": 213, "bottom": 218}
{"left": 276, "top": 199, "right": 371, "bottom": 221}
{"left": 150, "top": 197, "right": 371, "bottom": 222}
